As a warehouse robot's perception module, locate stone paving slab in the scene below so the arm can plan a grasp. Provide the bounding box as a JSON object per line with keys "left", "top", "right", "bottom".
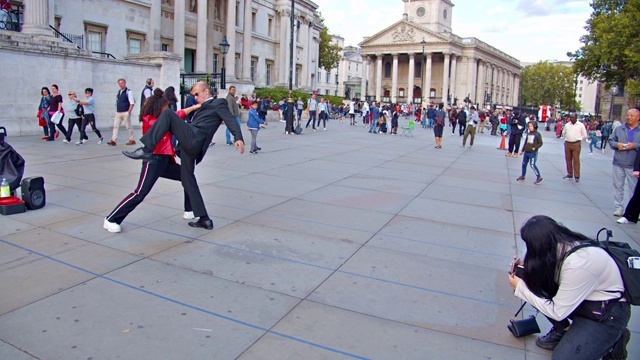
{"left": 0, "top": 121, "right": 638, "bottom": 359}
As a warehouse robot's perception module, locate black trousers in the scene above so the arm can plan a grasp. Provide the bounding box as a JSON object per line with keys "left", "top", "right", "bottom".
{"left": 106, "top": 156, "right": 192, "bottom": 224}
{"left": 67, "top": 117, "right": 83, "bottom": 141}
{"left": 623, "top": 176, "right": 640, "bottom": 223}
{"left": 316, "top": 111, "right": 326, "bottom": 128}
{"left": 458, "top": 121, "right": 466, "bottom": 136}
{"left": 306, "top": 111, "right": 317, "bottom": 128}
{"left": 80, "top": 113, "right": 102, "bottom": 140}
{"left": 508, "top": 133, "right": 523, "bottom": 153}
{"left": 48, "top": 113, "right": 69, "bottom": 141}
{"left": 140, "top": 109, "right": 208, "bottom": 217}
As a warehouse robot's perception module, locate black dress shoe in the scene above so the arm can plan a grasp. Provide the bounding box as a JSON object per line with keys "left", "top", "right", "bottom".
{"left": 188, "top": 218, "right": 214, "bottom": 230}
{"left": 123, "top": 147, "right": 152, "bottom": 161}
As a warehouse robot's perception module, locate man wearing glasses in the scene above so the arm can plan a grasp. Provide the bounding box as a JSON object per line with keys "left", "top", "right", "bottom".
{"left": 124, "top": 81, "right": 245, "bottom": 230}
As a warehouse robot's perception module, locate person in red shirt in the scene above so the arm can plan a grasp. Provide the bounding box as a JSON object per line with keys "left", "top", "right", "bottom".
{"left": 103, "top": 88, "right": 200, "bottom": 233}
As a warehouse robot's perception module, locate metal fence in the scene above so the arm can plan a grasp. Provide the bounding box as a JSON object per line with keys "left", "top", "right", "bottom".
{"left": 179, "top": 73, "right": 223, "bottom": 104}
{"left": 0, "top": 3, "right": 23, "bottom": 32}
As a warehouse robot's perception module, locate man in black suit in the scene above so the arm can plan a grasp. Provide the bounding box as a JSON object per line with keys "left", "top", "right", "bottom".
{"left": 124, "top": 81, "right": 244, "bottom": 230}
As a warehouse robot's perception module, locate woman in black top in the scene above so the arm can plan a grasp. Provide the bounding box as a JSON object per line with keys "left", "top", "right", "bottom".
{"left": 47, "top": 84, "right": 70, "bottom": 142}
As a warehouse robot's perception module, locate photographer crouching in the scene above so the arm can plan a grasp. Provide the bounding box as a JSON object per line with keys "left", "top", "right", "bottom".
{"left": 508, "top": 215, "right": 631, "bottom": 359}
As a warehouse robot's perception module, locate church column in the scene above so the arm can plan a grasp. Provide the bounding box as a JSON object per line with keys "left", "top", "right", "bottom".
{"left": 475, "top": 60, "right": 484, "bottom": 106}
{"left": 466, "top": 57, "right": 474, "bottom": 103}
{"left": 22, "top": 0, "right": 51, "bottom": 36}
{"left": 174, "top": 0, "right": 185, "bottom": 71}
{"left": 424, "top": 53, "right": 432, "bottom": 103}
{"left": 442, "top": 53, "right": 450, "bottom": 108}
{"left": 375, "top": 54, "right": 383, "bottom": 101}
{"left": 149, "top": 0, "right": 162, "bottom": 52}
{"left": 361, "top": 56, "right": 368, "bottom": 99}
{"left": 241, "top": 0, "right": 252, "bottom": 81}
{"left": 195, "top": 0, "right": 208, "bottom": 72}
{"left": 226, "top": 0, "right": 237, "bottom": 82}
{"left": 408, "top": 54, "right": 415, "bottom": 104}
{"left": 391, "top": 54, "right": 399, "bottom": 103}
{"left": 449, "top": 55, "right": 457, "bottom": 105}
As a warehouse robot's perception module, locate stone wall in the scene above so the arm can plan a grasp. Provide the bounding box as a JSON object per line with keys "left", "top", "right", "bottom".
{"left": 0, "top": 31, "right": 181, "bottom": 136}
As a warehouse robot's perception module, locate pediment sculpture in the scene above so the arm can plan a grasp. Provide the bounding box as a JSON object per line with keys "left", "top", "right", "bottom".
{"left": 392, "top": 24, "right": 415, "bottom": 43}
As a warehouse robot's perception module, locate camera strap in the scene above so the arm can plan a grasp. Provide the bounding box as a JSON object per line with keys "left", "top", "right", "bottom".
{"left": 513, "top": 302, "right": 539, "bottom": 318}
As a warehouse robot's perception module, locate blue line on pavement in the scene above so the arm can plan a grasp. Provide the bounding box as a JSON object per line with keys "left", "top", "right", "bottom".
{"left": 0, "top": 238, "right": 370, "bottom": 360}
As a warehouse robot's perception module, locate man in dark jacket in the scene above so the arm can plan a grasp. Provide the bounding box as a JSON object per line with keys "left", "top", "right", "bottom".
{"left": 507, "top": 112, "right": 525, "bottom": 157}
{"left": 456, "top": 107, "right": 467, "bottom": 136}
{"left": 124, "top": 81, "right": 244, "bottom": 230}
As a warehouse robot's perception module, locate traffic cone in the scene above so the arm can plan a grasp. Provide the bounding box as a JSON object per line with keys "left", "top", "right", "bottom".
{"left": 498, "top": 134, "right": 507, "bottom": 150}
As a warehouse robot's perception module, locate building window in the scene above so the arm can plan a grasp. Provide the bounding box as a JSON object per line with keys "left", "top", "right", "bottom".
{"left": 578, "top": 93, "right": 582, "bottom": 98}
{"left": 580, "top": 80, "right": 584, "bottom": 84}
{"left": 318, "top": 71, "right": 321, "bottom": 82}
{"left": 127, "top": 31, "right": 145, "bottom": 54}
{"left": 266, "top": 62, "right": 273, "bottom": 86}
{"left": 251, "top": 58, "right": 256, "bottom": 82}
{"left": 213, "top": 53, "right": 219, "bottom": 73}
{"left": 325, "top": 89, "right": 329, "bottom": 95}
{"left": 384, "top": 62, "right": 391, "bottom": 78}
{"left": 579, "top": 87, "right": 583, "bottom": 91}
{"left": 236, "top": 3, "right": 240, "bottom": 27}
{"left": 335, "top": 90, "right": 338, "bottom": 96}
{"left": 252, "top": 12, "right": 256, "bottom": 32}
{"left": 235, "top": 54, "right": 240, "bottom": 78}
{"left": 84, "top": 23, "right": 107, "bottom": 54}
{"left": 326, "top": 72, "right": 330, "bottom": 83}
{"left": 415, "top": 61, "right": 422, "bottom": 78}
{"left": 399, "top": 88, "right": 405, "bottom": 97}
{"left": 161, "top": 43, "right": 169, "bottom": 51}
{"left": 296, "top": 66, "right": 301, "bottom": 87}
{"left": 268, "top": 17, "right": 273, "bottom": 37}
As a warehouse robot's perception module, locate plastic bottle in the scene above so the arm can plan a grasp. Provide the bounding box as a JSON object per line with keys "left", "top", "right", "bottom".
{"left": 0, "top": 178, "right": 9, "bottom": 198}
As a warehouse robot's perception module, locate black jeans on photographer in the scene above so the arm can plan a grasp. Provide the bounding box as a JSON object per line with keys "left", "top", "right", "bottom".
{"left": 544, "top": 301, "right": 630, "bottom": 359}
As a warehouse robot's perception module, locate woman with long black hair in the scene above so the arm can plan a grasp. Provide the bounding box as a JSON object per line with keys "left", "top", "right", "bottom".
{"left": 508, "top": 216, "right": 630, "bottom": 359}
{"left": 103, "top": 88, "right": 199, "bottom": 233}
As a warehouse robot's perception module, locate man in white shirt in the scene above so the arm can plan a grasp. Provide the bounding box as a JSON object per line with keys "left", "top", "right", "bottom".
{"left": 561, "top": 113, "right": 588, "bottom": 182}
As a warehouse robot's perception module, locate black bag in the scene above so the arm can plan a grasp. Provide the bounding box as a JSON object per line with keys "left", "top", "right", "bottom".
{"left": 565, "top": 228, "right": 640, "bottom": 306}
{"left": 0, "top": 127, "right": 25, "bottom": 191}
{"left": 507, "top": 302, "right": 540, "bottom": 337}
{"left": 74, "top": 104, "right": 84, "bottom": 117}
{"left": 294, "top": 123, "right": 302, "bottom": 135}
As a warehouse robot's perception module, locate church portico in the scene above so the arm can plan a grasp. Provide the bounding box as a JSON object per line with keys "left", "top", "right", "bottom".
{"left": 360, "top": 1, "right": 521, "bottom": 109}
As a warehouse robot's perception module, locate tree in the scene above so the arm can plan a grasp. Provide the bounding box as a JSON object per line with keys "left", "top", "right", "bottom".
{"left": 317, "top": 13, "right": 342, "bottom": 72}
{"left": 520, "top": 61, "right": 579, "bottom": 111}
{"left": 568, "top": 0, "right": 640, "bottom": 103}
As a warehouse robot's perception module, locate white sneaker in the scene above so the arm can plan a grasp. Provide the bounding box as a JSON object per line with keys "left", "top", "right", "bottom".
{"left": 324, "top": 128, "right": 327, "bottom": 131}
{"left": 62, "top": 139, "right": 69, "bottom": 144}
{"left": 75, "top": 141, "right": 82, "bottom": 145}
{"left": 183, "top": 211, "right": 195, "bottom": 219}
{"left": 617, "top": 217, "right": 630, "bottom": 224}
{"left": 614, "top": 209, "right": 624, "bottom": 217}
{"left": 98, "top": 138, "right": 104, "bottom": 144}
{"left": 103, "top": 219, "right": 121, "bottom": 233}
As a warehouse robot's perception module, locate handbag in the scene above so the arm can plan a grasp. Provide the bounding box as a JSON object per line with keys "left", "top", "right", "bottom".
{"left": 507, "top": 302, "right": 540, "bottom": 338}
{"left": 50, "top": 111, "right": 63, "bottom": 125}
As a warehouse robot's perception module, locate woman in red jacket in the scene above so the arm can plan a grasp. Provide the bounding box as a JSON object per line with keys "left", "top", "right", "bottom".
{"left": 103, "top": 89, "right": 200, "bottom": 233}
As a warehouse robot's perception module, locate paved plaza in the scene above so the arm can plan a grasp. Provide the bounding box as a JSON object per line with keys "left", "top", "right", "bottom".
{"left": 0, "top": 117, "right": 638, "bottom": 360}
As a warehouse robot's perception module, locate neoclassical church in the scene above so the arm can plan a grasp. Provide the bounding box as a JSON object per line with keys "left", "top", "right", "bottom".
{"left": 359, "top": 0, "right": 521, "bottom": 108}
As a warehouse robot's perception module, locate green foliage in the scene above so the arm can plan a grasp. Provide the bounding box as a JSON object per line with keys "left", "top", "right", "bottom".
{"left": 569, "top": 0, "right": 640, "bottom": 103}
{"left": 520, "top": 61, "right": 578, "bottom": 111}
{"left": 317, "top": 13, "right": 342, "bottom": 72}
{"left": 254, "top": 86, "right": 344, "bottom": 105}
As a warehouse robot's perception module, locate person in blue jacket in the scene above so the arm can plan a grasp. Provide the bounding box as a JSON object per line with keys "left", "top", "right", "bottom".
{"left": 247, "top": 101, "right": 267, "bottom": 154}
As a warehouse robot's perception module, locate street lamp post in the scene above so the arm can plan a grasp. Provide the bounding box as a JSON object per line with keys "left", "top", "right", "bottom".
{"left": 608, "top": 85, "right": 620, "bottom": 121}
{"left": 219, "top": 36, "right": 230, "bottom": 90}
{"left": 421, "top": 38, "right": 426, "bottom": 104}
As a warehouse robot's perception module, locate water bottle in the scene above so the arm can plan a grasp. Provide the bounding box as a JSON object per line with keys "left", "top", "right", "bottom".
{"left": 0, "top": 178, "right": 9, "bottom": 198}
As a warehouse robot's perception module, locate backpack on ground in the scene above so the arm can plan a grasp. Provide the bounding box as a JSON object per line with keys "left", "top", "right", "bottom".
{"left": 566, "top": 228, "right": 640, "bottom": 305}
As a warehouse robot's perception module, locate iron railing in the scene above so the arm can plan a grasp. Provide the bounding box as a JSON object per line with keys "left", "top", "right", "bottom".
{"left": 179, "top": 72, "right": 223, "bottom": 104}
{"left": 0, "top": 2, "right": 23, "bottom": 32}
{"left": 49, "top": 25, "right": 83, "bottom": 49}
{"left": 91, "top": 51, "right": 116, "bottom": 59}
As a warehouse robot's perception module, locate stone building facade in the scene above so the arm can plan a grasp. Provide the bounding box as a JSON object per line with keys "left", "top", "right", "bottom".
{"left": 49, "top": 0, "right": 322, "bottom": 93}
{"left": 359, "top": 0, "right": 521, "bottom": 108}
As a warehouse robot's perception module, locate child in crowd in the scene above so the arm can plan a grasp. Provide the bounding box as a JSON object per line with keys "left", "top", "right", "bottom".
{"left": 247, "top": 101, "right": 267, "bottom": 154}
{"left": 516, "top": 121, "right": 544, "bottom": 185}
{"left": 391, "top": 109, "right": 399, "bottom": 135}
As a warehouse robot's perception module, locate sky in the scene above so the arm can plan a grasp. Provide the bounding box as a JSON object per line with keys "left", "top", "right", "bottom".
{"left": 314, "top": 0, "right": 593, "bottom": 63}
